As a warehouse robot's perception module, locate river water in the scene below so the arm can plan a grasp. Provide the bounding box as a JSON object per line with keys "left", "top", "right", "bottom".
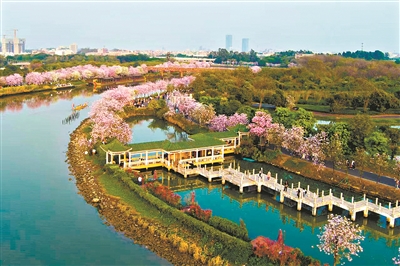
{"left": 1, "top": 89, "right": 399, "bottom": 265}
{"left": 1, "top": 89, "right": 170, "bottom": 265}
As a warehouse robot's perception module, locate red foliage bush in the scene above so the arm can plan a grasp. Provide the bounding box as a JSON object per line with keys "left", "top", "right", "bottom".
{"left": 252, "top": 235, "right": 301, "bottom": 266}
{"left": 144, "top": 182, "right": 181, "bottom": 207}
{"left": 187, "top": 203, "right": 212, "bottom": 222}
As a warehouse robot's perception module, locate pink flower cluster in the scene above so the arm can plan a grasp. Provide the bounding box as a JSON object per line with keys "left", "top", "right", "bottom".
{"left": 2, "top": 64, "right": 147, "bottom": 86}
{"left": 5, "top": 73, "right": 24, "bottom": 86}
{"left": 317, "top": 214, "right": 365, "bottom": 265}
{"left": 89, "top": 76, "right": 196, "bottom": 143}
{"left": 154, "top": 61, "right": 211, "bottom": 69}
{"left": 209, "top": 113, "right": 248, "bottom": 132}
{"left": 248, "top": 111, "right": 274, "bottom": 137}
{"left": 247, "top": 111, "right": 328, "bottom": 164}
{"left": 250, "top": 66, "right": 262, "bottom": 73}
{"left": 393, "top": 248, "right": 400, "bottom": 265}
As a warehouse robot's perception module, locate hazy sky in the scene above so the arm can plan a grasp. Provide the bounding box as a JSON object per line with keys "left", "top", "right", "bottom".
{"left": 1, "top": 0, "right": 399, "bottom": 53}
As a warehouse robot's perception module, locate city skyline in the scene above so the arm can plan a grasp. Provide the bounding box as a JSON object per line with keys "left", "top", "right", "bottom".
{"left": 1, "top": 1, "right": 399, "bottom": 54}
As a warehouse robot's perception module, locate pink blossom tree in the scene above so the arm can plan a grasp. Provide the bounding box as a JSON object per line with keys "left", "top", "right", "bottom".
{"left": 282, "top": 126, "right": 305, "bottom": 156}
{"left": 267, "top": 123, "right": 286, "bottom": 150}
{"left": 209, "top": 114, "right": 229, "bottom": 132}
{"left": 317, "top": 214, "right": 365, "bottom": 266}
{"left": 393, "top": 248, "right": 400, "bottom": 265}
{"left": 299, "top": 131, "right": 328, "bottom": 164}
{"left": 247, "top": 111, "right": 274, "bottom": 141}
{"left": 227, "top": 113, "right": 248, "bottom": 128}
{"left": 209, "top": 113, "right": 248, "bottom": 132}
{"left": 250, "top": 66, "right": 262, "bottom": 73}
{"left": 5, "top": 73, "right": 23, "bottom": 86}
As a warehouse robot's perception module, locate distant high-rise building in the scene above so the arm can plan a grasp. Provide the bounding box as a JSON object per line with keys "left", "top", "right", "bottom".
{"left": 242, "top": 38, "right": 249, "bottom": 53}
{"left": 1, "top": 29, "right": 25, "bottom": 54}
{"left": 70, "top": 43, "right": 78, "bottom": 54}
{"left": 226, "top": 35, "right": 232, "bottom": 50}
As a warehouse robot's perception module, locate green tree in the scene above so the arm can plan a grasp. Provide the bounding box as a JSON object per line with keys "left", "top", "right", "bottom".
{"left": 379, "top": 126, "right": 400, "bottom": 160}
{"left": 370, "top": 153, "right": 389, "bottom": 183}
{"left": 368, "top": 90, "right": 392, "bottom": 112}
{"left": 324, "top": 133, "right": 344, "bottom": 172}
{"left": 348, "top": 114, "right": 375, "bottom": 152}
{"left": 353, "top": 148, "right": 370, "bottom": 178}
{"left": 364, "top": 131, "right": 389, "bottom": 156}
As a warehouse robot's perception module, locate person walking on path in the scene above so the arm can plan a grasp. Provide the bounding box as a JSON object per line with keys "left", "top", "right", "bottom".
{"left": 396, "top": 179, "right": 399, "bottom": 189}
{"left": 284, "top": 181, "right": 288, "bottom": 192}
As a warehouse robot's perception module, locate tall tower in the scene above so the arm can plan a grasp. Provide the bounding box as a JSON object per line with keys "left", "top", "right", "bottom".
{"left": 242, "top": 38, "right": 249, "bottom": 53}
{"left": 70, "top": 43, "right": 78, "bottom": 54}
{"left": 226, "top": 35, "right": 232, "bottom": 51}
{"left": 13, "top": 29, "right": 20, "bottom": 54}
{"left": 1, "top": 35, "right": 6, "bottom": 54}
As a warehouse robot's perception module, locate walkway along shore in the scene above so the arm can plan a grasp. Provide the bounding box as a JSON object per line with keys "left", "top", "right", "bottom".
{"left": 66, "top": 119, "right": 202, "bottom": 265}
{"left": 197, "top": 165, "right": 400, "bottom": 228}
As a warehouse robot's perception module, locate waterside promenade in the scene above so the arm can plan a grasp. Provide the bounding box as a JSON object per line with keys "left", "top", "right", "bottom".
{"left": 198, "top": 164, "right": 400, "bottom": 228}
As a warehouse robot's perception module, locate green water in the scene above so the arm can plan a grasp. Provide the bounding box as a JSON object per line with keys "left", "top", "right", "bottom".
{"left": 1, "top": 89, "right": 399, "bottom": 265}
{"left": 1, "top": 90, "right": 170, "bottom": 265}
{"left": 175, "top": 181, "right": 400, "bottom": 265}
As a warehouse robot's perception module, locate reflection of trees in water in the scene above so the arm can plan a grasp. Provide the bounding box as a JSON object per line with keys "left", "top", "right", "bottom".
{"left": 0, "top": 87, "right": 94, "bottom": 113}
{"left": 143, "top": 117, "right": 188, "bottom": 142}
{"left": 148, "top": 118, "right": 169, "bottom": 131}
{"left": 156, "top": 169, "right": 400, "bottom": 247}
{"left": 62, "top": 111, "right": 80, "bottom": 125}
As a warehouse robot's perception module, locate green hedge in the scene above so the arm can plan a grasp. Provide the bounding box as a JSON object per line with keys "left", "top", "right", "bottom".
{"left": 209, "top": 216, "right": 250, "bottom": 242}
{"left": 104, "top": 164, "right": 255, "bottom": 264}
{"left": 103, "top": 164, "right": 320, "bottom": 266}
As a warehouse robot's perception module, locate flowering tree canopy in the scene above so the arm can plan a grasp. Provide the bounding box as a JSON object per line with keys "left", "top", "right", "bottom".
{"left": 209, "top": 113, "right": 248, "bottom": 132}
{"left": 248, "top": 111, "right": 274, "bottom": 138}
{"left": 88, "top": 76, "right": 196, "bottom": 144}
{"left": 393, "top": 248, "right": 400, "bottom": 265}
{"left": 317, "top": 214, "right": 365, "bottom": 266}
{"left": 250, "top": 66, "right": 262, "bottom": 73}
{"left": 6, "top": 73, "right": 23, "bottom": 86}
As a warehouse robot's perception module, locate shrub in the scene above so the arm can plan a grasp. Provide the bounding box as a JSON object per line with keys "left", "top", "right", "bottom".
{"left": 209, "top": 216, "right": 250, "bottom": 241}
{"left": 178, "top": 240, "right": 189, "bottom": 253}
{"left": 144, "top": 181, "right": 182, "bottom": 208}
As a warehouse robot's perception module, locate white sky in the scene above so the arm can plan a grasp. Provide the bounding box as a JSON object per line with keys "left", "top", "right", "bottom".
{"left": 1, "top": 0, "right": 399, "bottom": 53}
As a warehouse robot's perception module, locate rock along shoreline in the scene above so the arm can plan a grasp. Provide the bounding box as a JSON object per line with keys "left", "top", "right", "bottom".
{"left": 66, "top": 119, "right": 201, "bottom": 265}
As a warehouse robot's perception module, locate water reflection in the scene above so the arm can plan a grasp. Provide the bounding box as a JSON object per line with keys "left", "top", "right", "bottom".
{"left": 140, "top": 168, "right": 399, "bottom": 248}
{"left": 0, "top": 87, "right": 95, "bottom": 113}
{"left": 62, "top": 111, "right": 80, "bottom": 125}
{"left": 128, "top": 117, "right": 188, "bottom": 144}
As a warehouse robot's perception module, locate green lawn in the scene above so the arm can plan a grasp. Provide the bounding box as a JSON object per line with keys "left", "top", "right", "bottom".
{"left": 99, "top": 174, "right": 178, "bottom": 225}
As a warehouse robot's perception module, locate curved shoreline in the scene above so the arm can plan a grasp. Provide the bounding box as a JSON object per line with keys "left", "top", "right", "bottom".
{"left": 67, "top": 119, "right": 201, "bottom": 265}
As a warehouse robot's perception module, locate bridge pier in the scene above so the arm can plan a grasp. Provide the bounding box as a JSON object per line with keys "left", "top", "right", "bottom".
{"left": 312, "top": 207, "right": 317, "bottom": 216}
{"left": 222, "top": 177, "right": 225, "bottom": 185}
{"left": 257, "top": 182, "right": 262, "bottom": 193}
{"left": 363, "top": 209, "right": 369, "bottom": 218}
{"left": 312, "top": 196, "right": 317, "bottom": 216}
{"left": 280, "top": 189, "right": 284, "bottom": 203}
{"left": 239, "top": 185, "right": 243, "bottom": 194}
{"left": 350, "top": 210, "right": 356, "bottom": 221}
{"left": 389, "top": 217, "right": 395, "bottom": 228}
{"left": 297, "top": 199, "right": 302, "bottom": 211}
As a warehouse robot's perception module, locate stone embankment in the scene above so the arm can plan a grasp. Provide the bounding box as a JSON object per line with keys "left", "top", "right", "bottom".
{"left": 67, "top": 119, "right": 200, "bottom": 265}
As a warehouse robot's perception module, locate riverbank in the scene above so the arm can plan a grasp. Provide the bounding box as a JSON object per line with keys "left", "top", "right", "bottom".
{"left": 68, "top": 118, "right": 323, "bottom": 265}
{"left": 67, "top": 119, "right": 203, "bottom": 265}
{"left": 0, "top": 81, "right": 85, "bottom": 97}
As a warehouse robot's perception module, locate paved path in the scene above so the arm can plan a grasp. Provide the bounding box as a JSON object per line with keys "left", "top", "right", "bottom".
{"left": 280, "top": 148, "right": 398, "bottom": 189}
